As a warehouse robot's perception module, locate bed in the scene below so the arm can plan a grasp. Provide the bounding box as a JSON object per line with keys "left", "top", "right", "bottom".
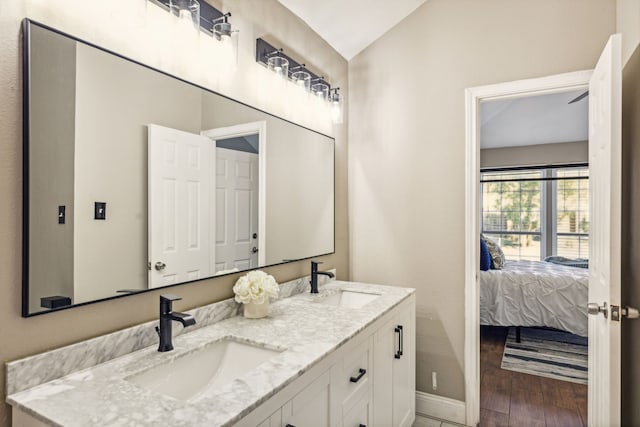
{"left": 479, "top": 260, "right": 589, "bottom": 337}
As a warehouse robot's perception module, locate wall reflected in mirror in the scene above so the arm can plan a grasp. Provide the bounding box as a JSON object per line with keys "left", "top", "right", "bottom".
{"left": 25, "top": 21, "right": 334, "bottom": 316}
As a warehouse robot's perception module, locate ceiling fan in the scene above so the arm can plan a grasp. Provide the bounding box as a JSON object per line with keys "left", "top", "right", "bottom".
{"left": 568, "top": 90, "right": 589, "bottom": 104}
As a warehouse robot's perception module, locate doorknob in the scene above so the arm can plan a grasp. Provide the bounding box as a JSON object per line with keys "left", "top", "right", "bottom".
{"left": 622, "top": 306, "right": 640, "bottom": 319}
{"left": 154, "top": 261, "right": 166, "bottom": 271}
{"left": 252, "top": 247, "right": 258, "bottom": 253}
{"left": 588, "top": 302, "right": 608, "bottom": 318}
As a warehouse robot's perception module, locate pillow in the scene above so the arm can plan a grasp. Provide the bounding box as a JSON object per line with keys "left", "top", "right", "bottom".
{"left": 481, "top": 235, "right": 505, "bottom": 269}
{"left": 480, "top": 238, "right": 491, "bottom": 271}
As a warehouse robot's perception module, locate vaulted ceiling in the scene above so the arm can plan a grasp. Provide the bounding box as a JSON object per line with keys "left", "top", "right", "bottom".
{"left": 277, "top": 0, "right": 429, "bottom": 60}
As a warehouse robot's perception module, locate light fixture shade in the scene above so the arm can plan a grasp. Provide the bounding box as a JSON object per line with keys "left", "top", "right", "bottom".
{"left": 291, "top": 70, "right": 311, "bottom": 91}
{"left": 169, "top": 0, "right": 200, "bottom": 31}
{"left": 267, "top": 55, "right": 289, "bottom": 78}
{"left": 331, "top": 89, "right": 344, "bottom": 124}
{"left": 213, "top": 21, "right": 232, "bottom": 40}
{"left": 311, "top": 82, "right": 329, "bottom": 100}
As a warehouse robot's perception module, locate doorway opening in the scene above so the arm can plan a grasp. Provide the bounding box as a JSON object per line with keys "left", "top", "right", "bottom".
{"left": 478, "top": 88, "right": 590, "bottom": 426}
{"left": 463, "top": 71, "right": 593, "bottom": 426}
{"left": 214, "top": 133, "right": 260, "bottom": 273}
{"left": 202, "top": 120, "right": 267, "bottom": 273}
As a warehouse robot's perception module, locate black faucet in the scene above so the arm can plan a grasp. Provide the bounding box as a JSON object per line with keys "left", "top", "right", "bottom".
{"left": 310, "top": 261, "right": 335, "bottom": 293}
{"left": 156, "top": 294, "right": 196, "bottom": 352}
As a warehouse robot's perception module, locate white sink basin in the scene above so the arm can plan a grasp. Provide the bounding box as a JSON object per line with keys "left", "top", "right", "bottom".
{"left": 127, "top": 338, "right": 283, "bottom": 401}
{"left": 316, "top": 290, "right": 380, "bottom": 309}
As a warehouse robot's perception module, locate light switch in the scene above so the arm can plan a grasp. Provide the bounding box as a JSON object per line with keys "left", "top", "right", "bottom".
{"left": 58, "top": 205, "right": 65, "bottom": 224}
{"left": 94, "top": 202, "right": 106, "bottom": 220}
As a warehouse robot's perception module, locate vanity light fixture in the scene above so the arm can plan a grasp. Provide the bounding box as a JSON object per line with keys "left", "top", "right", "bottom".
{"left": 256, "top": 38, "right": 341, "bottom": 122}
{"left": 150, "top": 0, "right": 237, "bottom": 41}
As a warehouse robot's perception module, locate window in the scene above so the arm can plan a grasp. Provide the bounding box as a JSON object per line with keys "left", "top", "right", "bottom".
{"left": 481, "top": 166, "right": 589, "bottom": 261}
{"left": 555, "top": 168, "right": 589, "bottom": 258}
{"left": 481, "top": 170, "right": 543, "bottom": 261}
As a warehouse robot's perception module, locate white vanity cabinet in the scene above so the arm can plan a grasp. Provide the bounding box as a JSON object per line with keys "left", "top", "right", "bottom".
{"left": 242, "top": 294, "right": 415, "bottom": 427}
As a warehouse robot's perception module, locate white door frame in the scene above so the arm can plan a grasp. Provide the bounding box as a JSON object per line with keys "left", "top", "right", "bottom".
{"left": 201, "top": 121, "right": 267, "bottom": 266}
{"left": 463, "top": 70, "right": 592, "bottom": 426}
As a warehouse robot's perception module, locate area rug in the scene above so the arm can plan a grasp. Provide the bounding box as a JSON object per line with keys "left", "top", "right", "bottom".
{"left": 501, "top": 327, "right": 588, "bottom": 384}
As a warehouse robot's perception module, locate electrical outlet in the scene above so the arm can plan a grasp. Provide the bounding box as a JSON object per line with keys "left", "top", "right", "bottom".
{"left": 432, "top": 371, "right": 437, "bottom": 391}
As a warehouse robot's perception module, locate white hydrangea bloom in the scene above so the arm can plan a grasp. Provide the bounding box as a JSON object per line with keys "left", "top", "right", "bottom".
{"left": 233, "top": 270, "right": 279, "bottom": 304}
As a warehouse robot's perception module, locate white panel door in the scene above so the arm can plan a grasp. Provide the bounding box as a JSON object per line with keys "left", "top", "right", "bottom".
{"left": 587, "top": 34, "right": 622, "bottom": 427}
{"left": 148, "top": 124, "right": 212, "bottom": 288}
{"left": 214, "top": 147, "right": 259, "bottom": 273}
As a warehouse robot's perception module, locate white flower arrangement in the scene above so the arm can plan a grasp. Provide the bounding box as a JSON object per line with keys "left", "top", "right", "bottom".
{"left": 233, "top": 270, "right": 279, "bottom": 305}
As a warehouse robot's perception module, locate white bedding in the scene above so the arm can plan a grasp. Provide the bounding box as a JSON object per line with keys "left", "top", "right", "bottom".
{"left": 479, "top": 260, "right": 588, "bottom": 337}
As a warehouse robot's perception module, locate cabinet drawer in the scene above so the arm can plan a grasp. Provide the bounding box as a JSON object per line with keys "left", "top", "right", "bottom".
{"left": 339, "top": 338, "right": 371, "bottom": 412}
{"left": 343, "top": 392, "right": 370, "bottom": 427}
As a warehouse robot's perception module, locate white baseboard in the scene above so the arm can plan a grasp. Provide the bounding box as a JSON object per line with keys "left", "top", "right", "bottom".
{"left": 415, "top": 391, "right": 467, "bottom": 425}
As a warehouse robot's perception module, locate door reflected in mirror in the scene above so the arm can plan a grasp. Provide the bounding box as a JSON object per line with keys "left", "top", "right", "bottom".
{"left": 147, "top": 122, "right": 263, "bottom": 288}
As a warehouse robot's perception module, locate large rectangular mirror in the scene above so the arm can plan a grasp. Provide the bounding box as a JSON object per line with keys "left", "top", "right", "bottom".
{"left": 23, "top": 20, "right": 335, "bottom": 316}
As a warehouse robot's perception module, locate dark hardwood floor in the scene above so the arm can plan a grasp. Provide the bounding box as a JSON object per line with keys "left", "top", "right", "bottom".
{"left": 480, "top": 326, "right": 587, "bottom": 427}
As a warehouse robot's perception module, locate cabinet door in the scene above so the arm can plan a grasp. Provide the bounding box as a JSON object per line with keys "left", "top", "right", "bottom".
{"left": 392, "top": 308, "right": 415, "bottom": 427}
{"left": 339, "top": 338, "right": 371, "bottom": 413}
{"left": 372, "top": 305, "right": 415, "bottom": 427}
{"left": 282, "top": 369, "right": 333, "bottom": 427}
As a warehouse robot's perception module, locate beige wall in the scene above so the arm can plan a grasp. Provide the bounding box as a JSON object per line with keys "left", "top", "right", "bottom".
{"left": 618, "top": 0, "right": 640, "bottom": 66}
{"left": 480, "top": 141, "right": 588, "bottom": 169}
{"left": 28, "top": 25, "right": 76, "bottom": 313}
{"left": 0, "top": 0, "right": 347, "bottom": 425}
{"left": 348, "top": 0, "right": 615, "bottom": 401}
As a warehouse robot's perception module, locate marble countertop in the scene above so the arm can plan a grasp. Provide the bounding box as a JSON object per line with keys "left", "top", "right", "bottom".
{"left": 8, "top": 281, "right": 414, "bottom": 427}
